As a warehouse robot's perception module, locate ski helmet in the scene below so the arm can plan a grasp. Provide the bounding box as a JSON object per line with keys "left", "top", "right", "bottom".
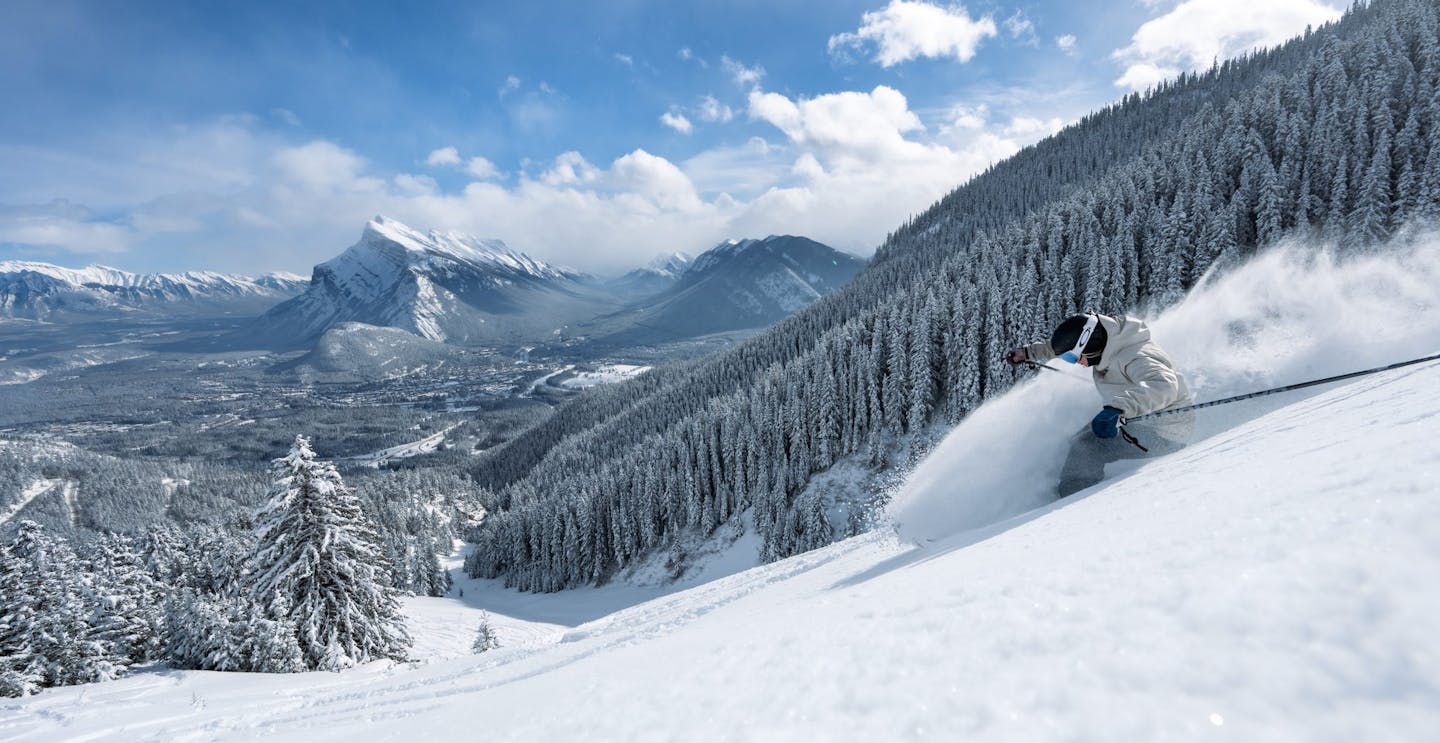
{"left": 1050, "top": 313, "right": 1107, "bottom": 363}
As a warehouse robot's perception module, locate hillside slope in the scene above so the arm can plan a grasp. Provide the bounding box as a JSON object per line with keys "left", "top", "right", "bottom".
{"left": 5, "top": 353, "right": 1437, "bottom": 741}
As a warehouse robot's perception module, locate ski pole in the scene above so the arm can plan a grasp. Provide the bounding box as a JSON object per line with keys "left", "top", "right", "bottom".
{"left": 1021, "top": 358, "right": 1089, "bottom": 384}
{"left": 1126, "top": 350, "right": 1440, "bottom": 423}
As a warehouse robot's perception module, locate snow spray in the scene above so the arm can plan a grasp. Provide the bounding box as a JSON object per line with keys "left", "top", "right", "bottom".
{"left": 889, "top": 231, "right": 1440, "bottom": 543}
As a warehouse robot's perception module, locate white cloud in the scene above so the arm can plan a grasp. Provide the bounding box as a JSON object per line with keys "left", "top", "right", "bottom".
{"left": 615, "top": 53, "right": 634, "bottom": 68}
{"left": 792, "top": 153, "right": 825, "bottom": 180}
{"left": 609, "top": 149, "right": 703, "bottom": 211}
{"left": 678, "top": 47, "right": 709, "bottom": 68}
{"left": 393, "top": 173, "right": 439, "bottom": 196}
{"left": 721, "top": 55, "right": 765, "bottom": 88}
{"left": 271, "top": 140, "right": 384, "bottom": 195}
{"left": 0, "top": 200, "right": 132, "bottom": 255}
{"left": 748, "top": 86, "right": 923, "bottom": 156}
{"left": 1112, "top": 0, "right": 1342, "bottom": 91}
{"left": 0, "top": 86, "right": 1074, "bottom": 276}
{"left": 499, "top": 75, "right": 521, "bottom": 97}
{"left": 466, "top": 156, "right": 502, "bottom": 180}
{"left": 425, "top": 146, "right": 462, "bottom": 167}
{"left": 1003, "top": 11, "right": 1037, "bottom": 45}
{"left": 944, "top": 103, "right": 990, "bottom": 131}
{"left": 1056, "top": 34, "right": 1077, "bottom": 54}
{"left": 540, "top": 151, "right": 600, "bottom": 187}
{"left": 660, "top": 110, "right": 694, "bottom": 134}
{"left": 728, "top": 85, "right": 1038, "bottom": 253}
{"left": 697, "top": 95, "right": 734, "bottom": 123}
{"left": 1003, "top": 116, "right": 1065, "bottom": 138}
{"left": 828, "top": 1, "right": 998, "bottom": 67}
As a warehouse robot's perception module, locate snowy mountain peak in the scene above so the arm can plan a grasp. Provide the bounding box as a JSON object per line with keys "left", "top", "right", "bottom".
{"left": 348, "top": 216, "right": 572, "bottom": 288}
{"left": 644, "top": 252, "right": 692, "bottom": 277}
{"left": 0, "top": 260, "right": 307, "bottom": 319}
{"left": 252, "top": 217, "right": 607, "bottom": 346}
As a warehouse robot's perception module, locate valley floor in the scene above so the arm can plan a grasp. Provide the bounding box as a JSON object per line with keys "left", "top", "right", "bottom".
{"left": 3, "top": 361, "right": 1438, "bottom": 741}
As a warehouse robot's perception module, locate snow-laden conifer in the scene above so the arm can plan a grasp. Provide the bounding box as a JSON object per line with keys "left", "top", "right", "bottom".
{"left": 471, "top": 613, "right": 500, "bottom": 654}
{"left": 87, "top": 532, "right": 165, "bottom": 663}
{"left": 0, "top": 521, "right": 126, "bottom": 696}
{"left": 244, "top": 436, "right": 411, "bottom": 670}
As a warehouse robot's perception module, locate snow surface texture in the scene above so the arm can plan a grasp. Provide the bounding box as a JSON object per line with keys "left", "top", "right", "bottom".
{"left": 4, "top": 239, "right": 1439, "bottom": 741}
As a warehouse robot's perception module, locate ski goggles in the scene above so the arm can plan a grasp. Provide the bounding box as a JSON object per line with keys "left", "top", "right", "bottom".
{"left": 1058, "top": 313, "right": 1099, "bottom": 364}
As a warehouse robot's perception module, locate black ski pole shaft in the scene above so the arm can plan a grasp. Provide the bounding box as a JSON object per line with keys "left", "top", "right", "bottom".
{"left": 1126, "top": 351, "right": 1440, "bottom": 423}
{"left": 1021, "top": 359, "right": 1089, "bottom": 384}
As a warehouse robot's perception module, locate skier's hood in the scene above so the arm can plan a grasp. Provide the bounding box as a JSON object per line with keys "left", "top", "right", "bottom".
{"left": 1094, "top": 314, "right": 1151, "bottom": 372}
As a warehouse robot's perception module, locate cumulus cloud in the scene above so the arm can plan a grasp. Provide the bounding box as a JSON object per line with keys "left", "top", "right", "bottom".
{"left": 0, "top": 85, "right": 1073, "bottom": 275}
{"left": 1056, "top": 34, "right": 1077, "bottom": 54}
{"left": 697, "top": 95, "right": 734, "bottom": 123}
{"left": 466, "top": 156, "right": 502, "bottom": 180}
{"left": 1112, "top": 0, "right": 1342, "bottom": 91}
{"left": 727, "top": 85, "right": 1040, "bottom": 253}
{"left": 721, "top": 55, "right": 765, "bottom": 88}
{"left": 614, "top": 53, "right": 634, "bottom": 68}
{"left": 425, "top": 146, "right": 462, "bottom": 167}
{"left": 660, "top": 110, "right": 694, "bottom": 134}
{"left": 540, "top": 151, "right": 601, "bottom": 187}
{"left": 828, "top": 1, "right": 998, "bottom": 67}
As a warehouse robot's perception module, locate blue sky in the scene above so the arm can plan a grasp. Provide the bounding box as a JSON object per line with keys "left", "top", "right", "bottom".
{"left": 0, "top": 0, "right": 1346, "bottom": 275}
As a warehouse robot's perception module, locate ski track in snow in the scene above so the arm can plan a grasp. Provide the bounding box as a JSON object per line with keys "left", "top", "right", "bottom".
{"left": 5, "top": 362, "right": 1440, "bottom": 741}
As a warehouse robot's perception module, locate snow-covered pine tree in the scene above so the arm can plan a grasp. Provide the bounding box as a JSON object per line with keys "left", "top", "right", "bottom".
{"left": 471, "top": 613, "right": 500, "bottom": 654}
{"left": 244, "top": 436, "right": 411, "bottom": 671}
{"left": 164, "top": 590, "right": 304, "bottom": 673}
{"left": 0, "top": 521, "right": 126, "bottom": 696}
{"left": 87, "top": 532, "right": 166, "bottom": 663}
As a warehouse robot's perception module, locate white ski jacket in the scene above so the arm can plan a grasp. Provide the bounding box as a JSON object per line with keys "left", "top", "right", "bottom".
{"left": 1024, "top": 314, "right": 1195, "bottom": 441}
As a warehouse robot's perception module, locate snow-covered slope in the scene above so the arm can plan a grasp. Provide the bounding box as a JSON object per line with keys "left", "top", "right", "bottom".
{"left": 250, "top": 216, "right": 612, "bottom": 347}
{"left": 5, "top": 358, "right": 1438, "bottom": 741}
{"left": 6, "top": 240, "right": 1438, "bottom": 740}
{"left": 0, "top": 261, "right": 306, "bottom": 319}
{"left": 276, "top": 322, "right": 468, "bottom": 382}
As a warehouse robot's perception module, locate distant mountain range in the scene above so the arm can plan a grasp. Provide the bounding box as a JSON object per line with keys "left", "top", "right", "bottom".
{"left": 0, "top": 261, "right": 307, "bottom": 320}
{"left": 604, "top": 252, "right": 693, "bottom": 302}
{"left": 3, "top": 217, "right": 868, "bottom": 352}
{"left": 585, "top": 235, "right": 867, "bottom": 345}
{"left": 250, "top": 217, "right": 866, "bottom": 349}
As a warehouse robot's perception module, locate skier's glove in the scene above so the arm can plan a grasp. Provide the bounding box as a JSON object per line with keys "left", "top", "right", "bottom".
{"left": 1091, "top": 406, "right": 1124, "bottom": 439}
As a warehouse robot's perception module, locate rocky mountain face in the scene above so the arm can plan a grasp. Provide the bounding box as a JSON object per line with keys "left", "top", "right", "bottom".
{"left": 248, "top": 216, "right": 616, "bottom": 348}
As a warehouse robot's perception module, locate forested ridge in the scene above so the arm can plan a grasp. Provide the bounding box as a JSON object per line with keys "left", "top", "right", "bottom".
{"left": 467, "top": 0, "right": 1440, "bottom": 591}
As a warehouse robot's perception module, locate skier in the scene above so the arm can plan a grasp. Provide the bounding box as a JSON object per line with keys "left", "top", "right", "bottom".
{"left": 1007, "top": 312, "right": 1194, "bottom": 498}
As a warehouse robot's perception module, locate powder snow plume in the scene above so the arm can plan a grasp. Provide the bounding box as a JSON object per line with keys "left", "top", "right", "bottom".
{"left": 890, "top": 231, "right": 1440, "bottom": 542}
